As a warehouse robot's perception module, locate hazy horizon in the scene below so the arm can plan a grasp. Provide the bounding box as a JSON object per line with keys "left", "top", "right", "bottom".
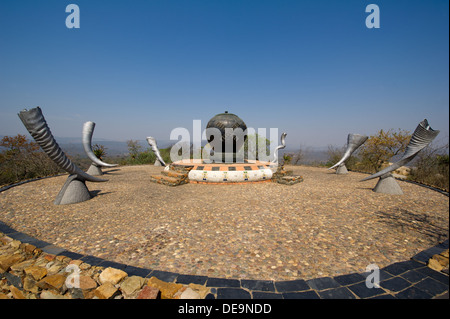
{"left": 1, "top": 0, "right": 448, "bottom": 149}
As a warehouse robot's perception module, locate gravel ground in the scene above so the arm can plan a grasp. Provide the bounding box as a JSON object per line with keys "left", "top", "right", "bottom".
{"left": 0, "top": 165, "right": 448, "bottom": 281}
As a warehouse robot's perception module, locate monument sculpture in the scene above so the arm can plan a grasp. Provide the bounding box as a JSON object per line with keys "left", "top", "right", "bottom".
{"left": 149, "top": 111, "right": 275, "bottom": 184}
{"left": 18, "top": 107, "right": 107, "bottom": 205}
{"left": 205, "top": 111, "right": 248, "bottom": 163}
{"left": 146, "top": 136, "right": 167, "bottom": 167}
{"left": 270, "top": 132, "right": 304, "bottom": 185}
{"left": 329, "top": 133, "right": 368, "bottom": 174}
{"left": 360, "top": 119, "right": 439, "bottom": 194}
{"left": 82, "top": 121, "right": 118, "bottom": 176}
{"left": 149, "top": 111, "right": 303, "bottom": 185}
{"left": 272, "top": 132, "right": 287, "bottom": 165}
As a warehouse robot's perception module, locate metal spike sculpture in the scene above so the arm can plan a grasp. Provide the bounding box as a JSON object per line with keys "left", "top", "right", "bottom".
{"left": 146, "top": 136, "right": 166, "bottom": 167}
{"left": 360, "top": 119, "right": 439, "bottom": 195}
{"left": 329, "top": 133, "right": 368, "bottom": 174}
{"left": 82, "top": 121, "right": 118, "bottom": 176}
{"left": 272, "top": 132, "right": 287, "bottom": 164}
{"left": 18, "top": 107, "right": 107, "bottom": 205}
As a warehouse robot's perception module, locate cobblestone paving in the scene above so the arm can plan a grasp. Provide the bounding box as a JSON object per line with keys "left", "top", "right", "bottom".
{"left": 0, "top": 225, "right": 448, "bottom": 299}
{"left": 0, "top": 165, "right": 448, "bottom": 284}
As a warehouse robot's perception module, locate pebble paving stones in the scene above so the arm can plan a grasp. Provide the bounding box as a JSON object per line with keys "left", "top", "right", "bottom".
{"left": 0, "top": 165, "right": 448, "bottom": 299}
{"left": 0, "top": 227, "right": 448, "bottom": 299}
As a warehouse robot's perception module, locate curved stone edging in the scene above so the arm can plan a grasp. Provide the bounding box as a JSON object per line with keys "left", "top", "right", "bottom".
{"left": 2, "top": 168, "right": 448, "bottom": 197}
{"left": 0, "top": 221, "right": 448, "bottom": 299}
{"left": 346, "top": 168, "right": 449, "bottom": 197}
{"left": 398, "top": 179, "right": 449, "bottom": 197}
{"left": 0, "top": 174, "right": 66, "bottom": 193}
{"left": 1, "top": 169, "right": 448, "bottom": 299}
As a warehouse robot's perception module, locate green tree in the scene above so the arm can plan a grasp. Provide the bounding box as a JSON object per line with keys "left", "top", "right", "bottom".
{"left": 0, "top": 134, "right": 60, "bottom": 185}
{"left": 92, "top": 144, "right": 107, "bottom": 161}
{"left": 126, "top": 140, "right": 142, "bottom": 161}
{"left": 359, "top": 128, "right": 411, "bottom": 173}
{"left": 244, "top": 133, "right": 271, "bottom": 160}
{"left": 326, "top": 144, "right": 359, "bottom": 170}
{"left": 283, "top": 154, "right": 292, "bottom": 165}
{"left": 408, "top": 142, "right": 449, "bottom": 191}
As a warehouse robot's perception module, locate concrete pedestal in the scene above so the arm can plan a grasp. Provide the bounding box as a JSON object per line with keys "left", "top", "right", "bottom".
{"left": 373, "top": 174, "right": 403, "bottom": 195}
{"left": 54, "top": 175, "right": 92, "bottom": 205}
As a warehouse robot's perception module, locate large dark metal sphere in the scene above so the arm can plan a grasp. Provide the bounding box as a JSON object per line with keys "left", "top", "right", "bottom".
{"left": 206, "top": 111, "right": 247, "bottom": 154}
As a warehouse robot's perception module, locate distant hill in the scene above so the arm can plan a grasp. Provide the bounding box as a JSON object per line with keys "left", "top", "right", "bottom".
{"left": 280, "top": 148, "right": 329, "bottom": 165}
{"left": 1, "top": 135, "right": 331, "bottom": 163}
{"left": 55, "top": 138, "right": 176, "bottom": 158}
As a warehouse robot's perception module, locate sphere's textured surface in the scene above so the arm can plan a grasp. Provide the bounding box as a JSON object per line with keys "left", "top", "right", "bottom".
{"left": 206, "top": 111, "right": 247, "bottom": 153}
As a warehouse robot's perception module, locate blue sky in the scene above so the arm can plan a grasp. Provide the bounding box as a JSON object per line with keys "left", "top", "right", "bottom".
{"left": 0, "top": 0, "right": 448, "bottom": 148}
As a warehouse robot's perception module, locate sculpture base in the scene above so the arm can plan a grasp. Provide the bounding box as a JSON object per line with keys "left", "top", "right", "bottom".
{"left": 336, "top": 164, "right": 348, "bottom": 175}
{"left": 54, "top": 175, "right": 92, "bottom": 205}
{"left": 87, "top": 163, "right": 103, "bottom": 176}
{"left": 208, "top": 152, "right": 245, "bottom": 164}
{"left": 171, "top": 160, "right": 276, "bottom": 184}
{"left": 373, "top": 174, "right": 403, "bottom": 195}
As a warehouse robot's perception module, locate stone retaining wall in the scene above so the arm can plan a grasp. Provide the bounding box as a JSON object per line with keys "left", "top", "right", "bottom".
{"left": 0, "top": 232, "right": 210, "bottom": 299}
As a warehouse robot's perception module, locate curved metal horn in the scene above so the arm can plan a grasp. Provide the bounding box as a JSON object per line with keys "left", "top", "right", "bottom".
{"left": 329, "top": 133, "right": 368, "bottom": 170}
{"left": 361, "top": 119, "right": 439, "bottom": 182}
{"left": 82, "top": 121, "right": 118, "bottom": 168}
{"left": 146, "top": 136, "right": 166, "bottom": 166}
{"left": 18, "top": 107, "right": 106, "bottom": 183}
{"left": 273, "top": 132, "right": 287, "bottom": 163}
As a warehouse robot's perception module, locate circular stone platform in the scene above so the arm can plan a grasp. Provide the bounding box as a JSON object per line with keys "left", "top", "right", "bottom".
{"left": 171, "top": 160, "right": 277, "bottom": 184}
{"left": 0, "top": 165, "right": 448, "bottom": 281}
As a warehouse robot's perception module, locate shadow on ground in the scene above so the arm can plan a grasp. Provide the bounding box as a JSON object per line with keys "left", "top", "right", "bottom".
{"left": 374, "top": 209, "right": 449, "bottom": 243}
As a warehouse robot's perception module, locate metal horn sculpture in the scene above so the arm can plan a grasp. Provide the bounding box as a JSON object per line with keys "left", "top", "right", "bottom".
{"left": 360, "top": 119, "right": 439, "bottom": 195}
{"left": 329, "top": 133, "right": 368, "bottom": 174}
{"left": 146, "top": 136, "right": 167, "bottom": 167}
{"left": 82, "top": 121, "right": 118, "bottom": 176}
{"left": 272, "top": 132, "right": 287, "bottom": 164}
{"left": 18, "top": 107, "right": 107, "bottom": 205}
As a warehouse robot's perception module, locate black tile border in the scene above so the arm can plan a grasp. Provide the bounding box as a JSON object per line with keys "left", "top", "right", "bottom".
{"left": 347, "top": 281, "right": 385, "bottom": 299}
{"left": 241, "top": 279, "right": 276, "bottom": 292}
{"left": 306, "top": 277, "right": 341, "bottom": 291}
{"left": 217, "top": 287, "right": 252, "bottom": 299}
{"left": 0, "top": 174, "right": 66, "bottom": 194}
{"left": 123, "top": 265, "right": 152, "bottom": 278}
{"left": 176, "top": 274, "right": 208, "bottom": 285}
{"left": 379, "top": 276, "right": 411, "bottom": 292}
{"left": 274, "top": 279, "right": 310, "bottom": 292}
{"left": 333, "top": 273, "right": 366, "bottom": 286}
{"left": 317, "top": 286, "right": 356, "bottom": 299}
{"left": 345, "top": 170, "right": 449, "bottom": 198}
{"left": 1, "top": 220, "right": 448, "bottom": 299}
{"left": 206, "top": 277, "right": 241, "bottom": 288}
